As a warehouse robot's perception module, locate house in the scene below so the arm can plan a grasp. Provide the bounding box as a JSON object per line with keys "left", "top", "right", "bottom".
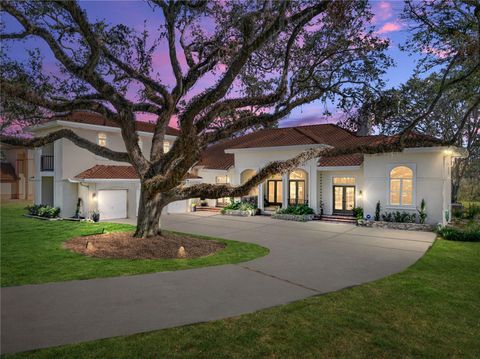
{"left": 0, "top": 144, "right": 35, "bottom": 200}
{"left": 28, "top": 112, "right": 466, "bottom": 224}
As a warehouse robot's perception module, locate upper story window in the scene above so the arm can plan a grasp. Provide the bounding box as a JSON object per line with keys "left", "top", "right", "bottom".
{"left": 389, "top": 166, "right": 413, "bottom": 206}
{"left": 98, "top": 133, "right": 107, "bottom": 147}
{"left": 163, "top": 141, "right": 170, "bottom": 153}
{"left": 215, "top": 175, "right": 229, "bottom": 184}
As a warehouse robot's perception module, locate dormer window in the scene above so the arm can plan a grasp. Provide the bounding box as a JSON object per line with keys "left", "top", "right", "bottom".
{"left": 163, "top": 141, "right": 170, "bottom": 153}
{"left": 98, "top": 133, "right": 107, "bottom": 147}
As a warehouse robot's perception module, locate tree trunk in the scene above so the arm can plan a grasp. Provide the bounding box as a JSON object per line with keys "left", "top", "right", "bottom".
{"left": 134, "top": 187, "right": 168, "bottom": 238}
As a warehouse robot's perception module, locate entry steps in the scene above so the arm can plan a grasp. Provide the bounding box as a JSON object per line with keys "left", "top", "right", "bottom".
{"left": 317, "top": 214, "right": 357, "bottom": 224}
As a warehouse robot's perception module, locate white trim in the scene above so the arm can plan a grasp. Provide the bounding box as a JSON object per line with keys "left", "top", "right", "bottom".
{"left": 317, "top": 165, "right": 361, "bottom": 171}
{"left": 403, "top": 146, "right": 467, "bottom": 157}
{"left": 196, "top": 168, "right": 230, "bottom": 173}
{"left": 70, "top": 178, "right": 140, "bottom": 183}
{"left": 27, "top": 120, "right": 177, "bottom": 140}
{"left": 225, "top": 144, "right": 330, "bottom": 154}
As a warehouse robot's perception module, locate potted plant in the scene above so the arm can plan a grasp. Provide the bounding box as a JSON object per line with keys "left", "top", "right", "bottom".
{"left": 91, "top": 210, "right": 100, "bottom": 223}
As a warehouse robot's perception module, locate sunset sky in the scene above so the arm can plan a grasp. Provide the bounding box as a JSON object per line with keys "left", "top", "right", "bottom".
{"left": 3, "top": 0, "right": 418, "bottom": 128}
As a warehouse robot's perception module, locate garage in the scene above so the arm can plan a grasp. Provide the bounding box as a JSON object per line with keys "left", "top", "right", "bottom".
{"left": 98, "top": 190, "right": 127, "bottom": 220}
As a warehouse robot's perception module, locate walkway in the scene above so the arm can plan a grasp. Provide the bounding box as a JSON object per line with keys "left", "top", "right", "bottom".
{"left": 1, "top": 213, "right": 436, "bottom": 354}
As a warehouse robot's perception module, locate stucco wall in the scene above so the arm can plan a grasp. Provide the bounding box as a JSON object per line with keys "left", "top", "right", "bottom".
{"left": 196, "top": 168, "right": 234, "bottom": 207}
{"left": 362, "top": 149, "right": 451, "bottom": 225}
{"left": 58, "top": 128, "right": 170, "bottom": 180}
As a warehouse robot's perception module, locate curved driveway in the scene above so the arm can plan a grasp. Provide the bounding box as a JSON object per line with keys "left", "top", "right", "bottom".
{"left": 1, "top": 212, "right": 435, "bottom": 354}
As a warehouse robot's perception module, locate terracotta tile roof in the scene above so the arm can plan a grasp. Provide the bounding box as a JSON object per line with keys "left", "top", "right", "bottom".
{"left": 197, "top": 124, "right": 444, "bottom": 170}
{"left": 226, "top": 124, "right": 360, "bottom": 149}
{"left": 53, "top": 111, "right": 180, "bottom": 136}
{"left": 74, "top": 165, "right": 201, "bottom": 180}
{"left": 196, "top": 135, "right": 249, "bottom": 170}
{"left": 318, "top": 153, "right": 364, "bottom": 167}
{"left": 0, "top": 162, "right": 19, "bottom": 183}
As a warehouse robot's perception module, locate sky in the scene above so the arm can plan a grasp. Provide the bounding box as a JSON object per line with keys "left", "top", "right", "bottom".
{"left": 3, "top": 0, "right": 420, "bottom": 129}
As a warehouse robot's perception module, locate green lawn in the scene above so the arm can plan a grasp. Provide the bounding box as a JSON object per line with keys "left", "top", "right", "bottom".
{"left": 5, "top": 230, "right": 480, "bottom": 357}
{"left": 0, "top": 202, "right": 268, "bottom": 287}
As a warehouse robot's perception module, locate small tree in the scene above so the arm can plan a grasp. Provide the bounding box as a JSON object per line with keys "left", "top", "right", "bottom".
{"left": 374, "top": 201, "right": 381, "bottom": 221}
{"left": 417, "top": 199, "right": 427, "bottom": 224}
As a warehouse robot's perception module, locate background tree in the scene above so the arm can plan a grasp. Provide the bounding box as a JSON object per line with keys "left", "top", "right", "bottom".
{"left": 340, "top": 0, "right": 480, "bottom": 202}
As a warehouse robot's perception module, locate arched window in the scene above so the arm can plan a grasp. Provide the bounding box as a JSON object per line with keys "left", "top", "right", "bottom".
{"left": 389, "top": 166, "right": 413, "bottom": 206}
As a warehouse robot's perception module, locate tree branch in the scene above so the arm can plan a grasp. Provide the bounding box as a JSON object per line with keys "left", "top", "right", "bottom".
{"left": 1, "top": 129, "right": 131, "bottom": 163}
{"left": 170, "top": 136, "right": 442, "bottom": 200}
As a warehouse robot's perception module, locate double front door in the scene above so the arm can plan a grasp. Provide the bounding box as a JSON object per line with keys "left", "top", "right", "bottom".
{"left": 333, "top": 186, "right": 355, "bottom": 215}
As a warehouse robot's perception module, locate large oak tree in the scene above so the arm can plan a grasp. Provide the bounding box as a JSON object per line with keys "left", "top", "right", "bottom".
{"left": 0, "top": 0, "right": 454, "bottom": 237}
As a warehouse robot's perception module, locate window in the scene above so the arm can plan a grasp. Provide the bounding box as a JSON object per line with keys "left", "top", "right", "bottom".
{"left": 289, "top": 170, "right": 307, "bottom": 205}
{"left": 98, "top": 133, "right": 107, "bottom": 147}
{"left": 215, "top": 175, "right": 230, "bottom": 184}
{"left": 333, "top": 177, "right": 355, "bottom": 185}
{"left": 389, "top": 166, "right": 413, "bottom": 206}
{"left": 163, "top": 141, "right": 170, "bottom": 153}
{"left": 267, "top": 174, "right": 282, "bottom": 205}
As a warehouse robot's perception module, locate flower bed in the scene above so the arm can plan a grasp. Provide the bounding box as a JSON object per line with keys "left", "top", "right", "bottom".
{"left": 358, "top": 220, "right": 435, "bottom": 232}
{"left": 25, "top": 204, "right": 61, "bottom": 219}
{"left": 220, "top": 200, "right": 256, "bottom": 216}
{"left": 222, "top": 209, "right": 255, "bottom": 217}
{"left": 271, "top": 213, "right": 315, "bottom": 222}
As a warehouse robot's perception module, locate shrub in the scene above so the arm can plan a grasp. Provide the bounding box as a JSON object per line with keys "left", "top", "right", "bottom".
{"left": 276, "top": 204, "right": 314, "bottom": 216}
{"left": 352, "top": 207, "right": 364, "bottom": 220}
{"left": 382, "top": 212, "right": 393, "bottom": 222}
{"left": 417, "top": 199, "right": 427, "bottom": 224}
{"left": 26, "top": 204, "right": 61, "bottom": 218}
{"left": 241, "top": 196, "right": 258, "bottom": 207}
{"left": 464, "top": 204, "right": 480, "bottom": 220}
{"left": 452, "top": 207, "right": 464, "bottom": 219}
{"left": 374, "top": 201, "right": 381, "bottom": 221}
{"left": 382, "top": 211, "right": 416, "bottom": 223}
{"left": 437, "top": 222, "right": 480, "bottom": 242}
{"left": 221, "top": 200, "right": 256, "bottom": 213}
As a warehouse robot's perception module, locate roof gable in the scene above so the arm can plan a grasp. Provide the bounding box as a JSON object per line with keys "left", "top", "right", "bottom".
{"left": 45, "top": 111, "right": 180, "bottom": 136}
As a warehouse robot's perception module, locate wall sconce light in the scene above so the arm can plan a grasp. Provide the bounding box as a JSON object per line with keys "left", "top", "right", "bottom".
{"left": 358, "top": 190, "right": 363, "bottom": 199}
{"left": 92, "top": 192, "right": 97, "bottom": 201}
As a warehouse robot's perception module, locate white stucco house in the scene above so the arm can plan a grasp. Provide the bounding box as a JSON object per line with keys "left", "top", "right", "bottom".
{"left": 29, "top": 112, "right": 466, "bottom": 225}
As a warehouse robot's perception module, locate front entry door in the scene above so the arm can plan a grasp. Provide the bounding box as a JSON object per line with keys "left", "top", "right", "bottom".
{"left": 333, "top": 186, "right": 355, "bottom": 215}
{"left": 267, "top": 180, "right": 283, "bottom": 206}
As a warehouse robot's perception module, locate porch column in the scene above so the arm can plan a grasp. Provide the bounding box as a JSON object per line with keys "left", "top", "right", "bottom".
{"left": 282, "top": 172, "right": 289, "bottom": 208}
{"left": 33, "top": 148, "right": 42, "bottom": 204}
{"left": 257, "top": 183, "right": 264, "bottom": 211}
{"left": 308, "top": 160, "right": 318, "bottom": 213}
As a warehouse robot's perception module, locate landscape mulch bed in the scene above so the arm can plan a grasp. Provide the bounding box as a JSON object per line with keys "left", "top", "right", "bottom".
{"left": 64, "top": 232, "right": 225, "bottom": 259}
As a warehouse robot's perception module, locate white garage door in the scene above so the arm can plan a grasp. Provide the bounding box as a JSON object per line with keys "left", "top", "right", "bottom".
{"left": 98, "top": 190, "right": 127, "bottom": 220}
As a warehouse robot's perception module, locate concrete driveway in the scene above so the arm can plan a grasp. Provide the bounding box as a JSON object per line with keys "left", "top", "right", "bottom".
{"left": 1, "top": 213, "right": 436, "bottom": 354}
